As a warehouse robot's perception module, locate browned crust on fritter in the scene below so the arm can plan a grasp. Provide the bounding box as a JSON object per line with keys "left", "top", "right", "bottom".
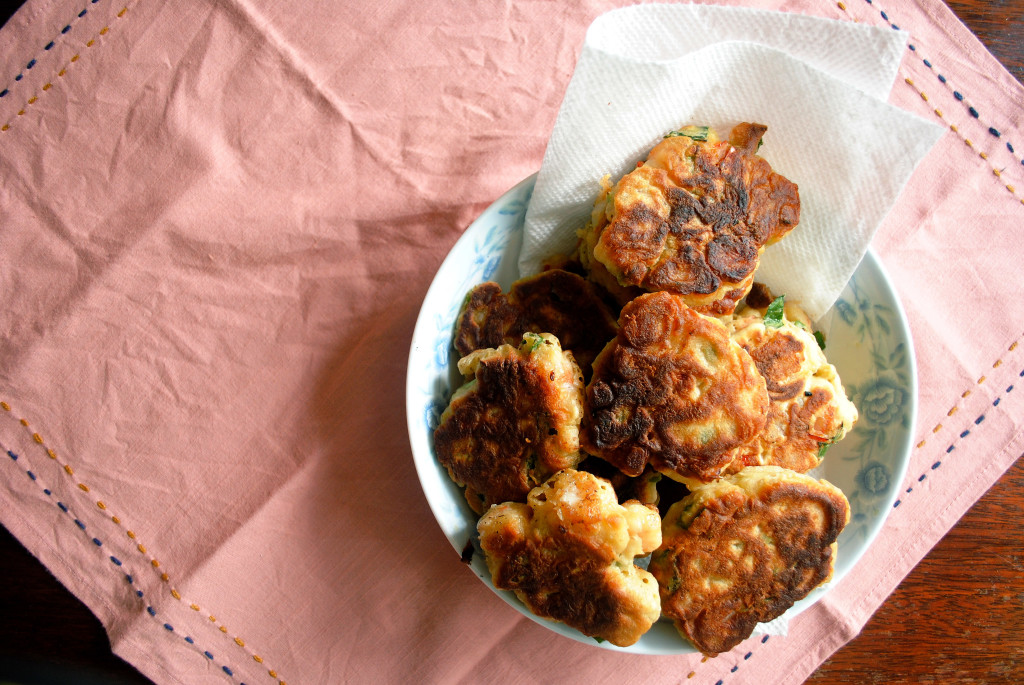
{"left": 740, "top": 281, "right": 775, "bottom": 311}
{"left": 764, "top": 389, "right": 843, "bottom": 472}
{"left": 454, "top": 282, "right": 519, "bottom": 356}
{"left": 590, "top": 123, "right": 799, "bottom": 315}
{"left": 433, "top": 346, "right": 580, "bottom": 514}
{"left": 481, "top": 518, "right": 638, "bottom": 642}
{"left": 477, "top": 471, "right": 659, "bottom": 646}
{"left": 723, "top": 392, "right": 839, "bottom": 474}
{"left": 747, "top": 329, "right": 808, "bottom": 401}
{"left": 729, "top": 122, "right": 769, "bottom": 156}
{"left": 581, "top": 292, "right": 768, "bottom": 482}
{"left": 649, "top": 476, "right": 849, "bottom": 655}
{"left": 453, "top": 269, "right": 618, "bottom": 376}
{"left": 725, "top": 315, "right": 854, "bottom": 474}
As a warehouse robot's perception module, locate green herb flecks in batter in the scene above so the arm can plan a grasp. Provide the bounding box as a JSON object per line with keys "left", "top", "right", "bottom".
{"left": 764, "top": 296, "right": 786, "bottom": 328}
{"left": 664, "top": 125, "right": 709, "bottom": 141}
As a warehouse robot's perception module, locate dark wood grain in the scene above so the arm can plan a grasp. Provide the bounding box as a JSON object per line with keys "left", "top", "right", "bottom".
{"left": 808, "top": 454, "right": 1024, "bottom": 683}
{"left": 0, "top": 2, "right": 1021, "bottom": 684}
{"left": 945, "top": 0, "right": 1024, "bottom": 83}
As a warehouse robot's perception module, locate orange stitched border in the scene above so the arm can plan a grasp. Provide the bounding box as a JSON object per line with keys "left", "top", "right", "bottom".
{"left": 0, "top": 4, "right": 133, "bottom": 135}
{"left": 14, "top": 337, "right": 1017, "bottom": 682}
{"left": 901, "top": 77, "right": 1024, "bottom": 206}
{"left": 0, "top": 400, "right": 288, "bottom": 685}
{"left": 1, "top": 2, "right": 1019, "bottom": 679}
{"left": 915, "top": 339, "right": 1022, "bottom": 449}
{"left": 830, "top": 1, "right": 1024, "bottom": 206}
{"left": 2, "top": 437, "right": 246, "bottom": 678}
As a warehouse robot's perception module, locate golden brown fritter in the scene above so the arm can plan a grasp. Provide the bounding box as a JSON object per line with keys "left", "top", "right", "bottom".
{"left": 648, "top": 466, "right": 850, "bottom": 656}
{"left": 725, "top": 302, "right": 858, "bottom": 473}
{"left": 477, "top": 469, "right": 662, "bottom": 647}
{"left": 434, "top": 333, "right": 585, "bottom": 515}
{"left": 582, "top": 292, "right": 769, "bottom": 484}
{"left": 454, "top": 269, "right": 619, "bottom": 377}
{"left": 578, "top": 123, "right": 800, "bottom": 315}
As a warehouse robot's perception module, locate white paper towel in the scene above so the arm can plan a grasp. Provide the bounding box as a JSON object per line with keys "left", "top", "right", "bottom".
{"left": 520, "top": 4, "right": 944, "bottom": 320}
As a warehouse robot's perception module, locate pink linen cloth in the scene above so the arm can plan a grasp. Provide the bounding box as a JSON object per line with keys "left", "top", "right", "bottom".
{"left": 0, "top": 0, "right": 1021, "bottom": 683}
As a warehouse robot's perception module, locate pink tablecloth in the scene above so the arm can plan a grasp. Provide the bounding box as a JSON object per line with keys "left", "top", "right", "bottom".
{"left": 1, "top": 1, "right": 1022, "bottom": 683}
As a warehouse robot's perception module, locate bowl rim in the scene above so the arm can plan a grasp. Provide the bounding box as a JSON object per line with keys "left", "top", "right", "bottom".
{"left": 404, "top": 172, "right": 918, "bottom": 654}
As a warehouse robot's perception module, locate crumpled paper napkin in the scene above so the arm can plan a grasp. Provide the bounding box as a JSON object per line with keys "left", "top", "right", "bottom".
{"left": 520, "top": 4, "right": 944, "bottom": 320}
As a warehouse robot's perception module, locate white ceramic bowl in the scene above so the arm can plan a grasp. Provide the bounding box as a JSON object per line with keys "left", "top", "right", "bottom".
{"left": 406, "top": 174, "right": 916, "bottom": 654}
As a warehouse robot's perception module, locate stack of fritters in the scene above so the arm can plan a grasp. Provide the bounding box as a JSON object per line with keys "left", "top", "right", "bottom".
{"left": 578, "top": 123, "right": 800, "bottom": 315}
{"left": 434, "top": 123, "right": 860, "bottom": 652}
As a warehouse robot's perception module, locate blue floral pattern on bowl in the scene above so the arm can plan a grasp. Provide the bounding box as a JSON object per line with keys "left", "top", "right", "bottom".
{"left": 816, "top": 263, "right": 916, "bottom": 554}
{"left": 405, "top": 174, "right": 916, "bottom": 654}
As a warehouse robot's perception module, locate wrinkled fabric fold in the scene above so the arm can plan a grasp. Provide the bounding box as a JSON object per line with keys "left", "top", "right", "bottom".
{"left": 1, "top": 1, "right": 1023, "bottom": 684}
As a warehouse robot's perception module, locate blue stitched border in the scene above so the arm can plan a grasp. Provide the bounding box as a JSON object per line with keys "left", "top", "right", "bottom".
{"left": 3, "top": 445, "right": 248, "bottom": 684}
{"left": 858, "top": 0, "right": 1023, "bottom": 168}
{"left": 893, "top": 367, "right": 1022, "bottom": 507}
{"left": 707, "top": 361, "right": 1022, "bottom": 682}
{"left": 713, "top": 636, "right": 771, "bottom": 683}
{"left": 0, "top": 0, "right": 104, "bottom": 101}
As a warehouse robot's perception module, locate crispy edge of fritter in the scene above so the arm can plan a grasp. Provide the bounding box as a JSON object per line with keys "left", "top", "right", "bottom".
{"left": 453, "top": 281, "right": 519, "bottom": 358}
{"left": 434, "top": 333, "right": 584, "bottom": 515}
{"left": 649, "top": 466, "right": 850, "bottom": 655}
{"left": 581, "top": 292, "right": 769, "bottom": 483}
{"left": 476, "top": 468, "right": 662, "bottom": 646}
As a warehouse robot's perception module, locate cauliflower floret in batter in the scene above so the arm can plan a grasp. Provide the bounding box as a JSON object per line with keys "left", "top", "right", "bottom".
{"left": 477, "top": 469, "right": 662, "bottom": 646}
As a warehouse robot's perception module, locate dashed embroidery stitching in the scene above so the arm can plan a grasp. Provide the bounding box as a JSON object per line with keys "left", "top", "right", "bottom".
{"left": 0, "top": 0, "right": 105, "bottom": 101}
{"left": 830, "top": 1, "right": 1024, "bottom": 206}
{"left": 1, "top": 4, "right": 133, "bottom": 134}
{"left": 689, "top": 637, "right": 767, "bottom": 684}
{"left": 917, "top": 341, "right": 1018, "bottom": 448}
{"left": 0, "top": 402, "right": 289, "bottom": 685}
{"left": 894, "top": 365, "right": 1022, "bottom": 508}
{"left": 1, "top": 1, "right": 1019, "bottom": 679}
{"left": 2, "top": 358, "right": 1019, "bottom": 685}
{"left": 3, "top": 444, "right": 248, "bottom": 682}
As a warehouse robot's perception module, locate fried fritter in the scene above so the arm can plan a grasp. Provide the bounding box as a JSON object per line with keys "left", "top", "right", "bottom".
{"left": 648, "top": 466, "right": 850, "bottom": 655}
{"left": 578, "top": 123, "right": 800, "bottom": 315}
{"left": 477, "top": 468, "right": 662, "bottom": 647}
{"left": 454, "top": 269, "right": 618, "bottom": 377}
{"left": 434, "top": 333, "right": 585, "bottom": 515}
{"left": 725, "top": 301, "right": 858, "bottom": 473}
{"left": 582, "top": 291, "right": 769, "bottom": 484}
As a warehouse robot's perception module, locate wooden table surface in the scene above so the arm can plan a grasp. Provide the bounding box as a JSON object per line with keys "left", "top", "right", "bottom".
{"left": 1, "top": 2, "right": 1022, "bottom": 684}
